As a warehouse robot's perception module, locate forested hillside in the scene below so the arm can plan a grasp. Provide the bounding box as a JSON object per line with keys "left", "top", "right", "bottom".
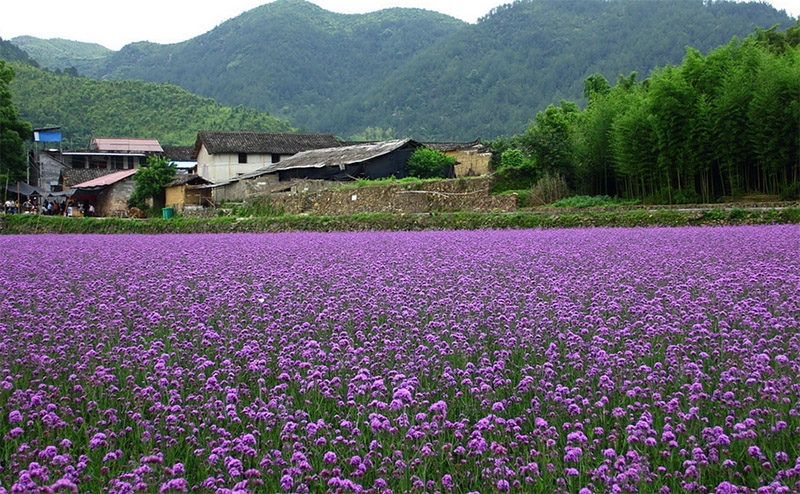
{"left": 10, "top": 36, "right": 110, "bottom": 75}
{"left": 10, "top": 0, "right": 794, "bottom": 141}
{"left": 7, "top": 62, "right": 293, "bottom": 148}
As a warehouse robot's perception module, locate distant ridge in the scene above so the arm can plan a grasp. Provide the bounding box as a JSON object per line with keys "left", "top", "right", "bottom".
{"left": 8, "top": 0, "right": 796, "bottom": 141}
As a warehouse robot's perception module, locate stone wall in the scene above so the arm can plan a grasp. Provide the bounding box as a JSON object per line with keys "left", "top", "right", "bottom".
{"left": 98, "top": 179, "right": 135, "bottom": 217}
{"left": 254, "top": 177, "right": 516, "bottom": 215}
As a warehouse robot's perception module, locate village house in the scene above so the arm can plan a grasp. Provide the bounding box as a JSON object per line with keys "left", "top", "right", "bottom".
{"left": 65, "top": 169, "right": 138, "bottom": 217}
{"left": 194, "top": 131, "right": 342, "bottom": 183}
{"left": 209, "top": 139, "right": 422, "bottom": 202}
{"left": 62, "top": 137, "right": 164, "bottom": 170}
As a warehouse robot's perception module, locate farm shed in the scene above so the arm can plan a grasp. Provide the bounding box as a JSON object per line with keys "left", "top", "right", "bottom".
{"left": 66, "top": 168, "right": 137, "bottom": 217}
{"left": 272, "top": 138, "right": 422, "bottom": 181}
{"left": 164, "top": 174, "right": 214, "bottom": 210}
{"left": 194, "top": 131, "right": 342, "bottom": 183}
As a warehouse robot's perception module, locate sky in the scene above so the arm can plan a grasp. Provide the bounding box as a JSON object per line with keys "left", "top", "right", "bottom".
{"left": 1, "top": 0, "right": 797, "bottom": 51}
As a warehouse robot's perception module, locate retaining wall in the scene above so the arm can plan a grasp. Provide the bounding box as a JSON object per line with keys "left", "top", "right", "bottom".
{"left": 253, "top": 177, "right": 516, "bottom": 215}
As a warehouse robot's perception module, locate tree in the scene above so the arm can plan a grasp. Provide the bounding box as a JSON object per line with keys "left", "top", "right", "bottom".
{"left": 407, "top": 148, "right": 456, "bottom": 179}
{"left": 129, "top": 155, "right": 177, "bottom": 210}
{"left": 0, "top": 61, "right": 33, "bottom": 187}
{"left": 517, "top": 101, "right": 580, "bottom": 186}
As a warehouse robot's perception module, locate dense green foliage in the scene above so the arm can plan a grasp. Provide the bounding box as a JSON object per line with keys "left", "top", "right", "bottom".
{"left": 0, "top": 60, "right": 32, "bottom": 185}
{"left": 3, "top": 206, "right": 800, "bottom": 234}
{"left": 0, "top": 38, "right": 39, "bottom": 67}
{"left": 7, "top": 63, "right": 292, "bottom": 147}
{"left": 407, "top": 147, "right": 456, "bottom": 178}
{"left": 549, "top": 195, "right": 640, "bottom": 209}
{"left": 129, "top": 155, "right": 177, "bottom": 209}
{"left": 8, "top": 36, "right": 109, "bottom": 75}
{"left": 9, "top": 0, "right": 794, "bottom": 141}
{"left": 496, "top": 23, "right": 800, "bottom": 204}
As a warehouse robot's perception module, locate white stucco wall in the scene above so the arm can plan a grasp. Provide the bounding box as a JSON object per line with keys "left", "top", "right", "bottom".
{"left": 196, "top": 144, "right": 291, "bottom": 183}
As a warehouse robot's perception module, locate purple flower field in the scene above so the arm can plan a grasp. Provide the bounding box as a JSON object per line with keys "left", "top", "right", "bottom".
{"left": 1, "top": 226, "right": 799, "bottom": 493}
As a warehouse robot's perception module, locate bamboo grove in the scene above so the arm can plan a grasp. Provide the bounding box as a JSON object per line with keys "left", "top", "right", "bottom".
{"left": 497, "top": 23, "right": 800, "bottom": 203}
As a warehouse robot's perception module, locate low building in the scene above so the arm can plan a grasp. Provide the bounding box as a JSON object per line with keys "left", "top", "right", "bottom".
{"left": 208, "top": 139, "right": 422, "bottom": 202}
{"left": 164, "top": 174, "right": 214, "bottom": 211}
{"left": 66, "top": 169, "right": 138, "bottom": 217}
{"left": 271, "top": 138, "right": 422, "bottom": 181}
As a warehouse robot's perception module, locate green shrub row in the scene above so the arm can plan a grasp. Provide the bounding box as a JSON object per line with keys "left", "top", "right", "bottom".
{"left": 2, "top": 207, "right": 800, "bottom": 234}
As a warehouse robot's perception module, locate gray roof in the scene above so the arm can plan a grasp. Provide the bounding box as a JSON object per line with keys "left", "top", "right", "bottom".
{"left": 423, "top": 139, "right": 484, "bottom": 152}
{"left": 195, "top": 131, "right": 342, "bottom": 155}
{"left": 271, "top": 138, "right": 419, "bottom": 172}
{"left": 208, "top": 139, "right": 420, "bottom": 187}
{"left": 162, "top": 145, "right": 196, "bottom": 161}
{"left": 61, "top": 168, "right": 120, "bottom": 187}
{"left": 164, "top": 174, "right": 212, "bottom": 188}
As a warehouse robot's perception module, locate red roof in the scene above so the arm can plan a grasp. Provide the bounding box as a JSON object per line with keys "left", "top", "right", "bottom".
{"left": 90, "top": 137, "right": 163, "bottom": 153}
{"left": 71, "top": 169, "right": 137, "bottom": 188}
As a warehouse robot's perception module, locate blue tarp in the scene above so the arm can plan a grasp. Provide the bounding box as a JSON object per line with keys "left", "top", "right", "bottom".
{"left": 33, "top": 130, "right": 62, "bottom": 142}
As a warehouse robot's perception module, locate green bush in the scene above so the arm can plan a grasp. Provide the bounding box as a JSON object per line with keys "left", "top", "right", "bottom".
{"left": 407, "top": 148, "right": 456, "bottom": 179}
{"left": 549, "top": 195, "right": 639, "bottom": 208}
{"left": 779, "top": 183, "right": 800, "bottom": 201}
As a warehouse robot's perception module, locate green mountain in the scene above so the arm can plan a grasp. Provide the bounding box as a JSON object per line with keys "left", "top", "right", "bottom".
{"left": 0, "top": 37, "right": 39, "bottom": 66}
{"left": 8, "top": 0, "right": 797, "bottom": 141}
{"left": 7, "top": 62, "right": 293, "bottom": 147}
{"left": 9, "top": 36, "right": 110, "bottom": 75}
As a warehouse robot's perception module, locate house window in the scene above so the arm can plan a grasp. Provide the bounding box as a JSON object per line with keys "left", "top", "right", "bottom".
{"left": 271, "top": 154, "right": 280, "bottom": 163}
{"left": 238, "top": 153, "right": 248, "bottom": 164}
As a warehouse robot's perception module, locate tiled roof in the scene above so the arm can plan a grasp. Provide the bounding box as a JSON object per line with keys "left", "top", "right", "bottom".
{"left": 195, "top": 131, "right": 342, "bottom": 155}
{"left": 61, "top": 169, "right": 120, "bottom": 187}
{"left": 162, "top": 145, "right": 196, "bottom": 161}
{"left": 164, "top": 174, "right": 212, "bottom": 188}
{"left": 71, "top": 169, "right": 137, "bottom": 188}
{"left": 423, "top": 139, "right": 484, "bottom": 152}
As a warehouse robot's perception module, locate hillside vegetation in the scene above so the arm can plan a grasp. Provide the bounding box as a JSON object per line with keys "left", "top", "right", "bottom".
{"left": 9, "top": 36, "right": 110, "bottom": 75}
{"left": 7, "top": 62, "right": 293, "bottom": 147}
{"left": 9, "top": 0, "right": 795, "bottom": 141}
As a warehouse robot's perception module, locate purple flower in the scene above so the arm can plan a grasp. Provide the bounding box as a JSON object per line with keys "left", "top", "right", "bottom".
{"left": 280, "top": 474, "right": 293, "bottom": 491}
{"left": 442, "top": 474, "right": 454, "bottom": 489}
{"left": 89, "top": 433, "right": 107, "bottom": 449}
{"left": 8, "top": 410, "right": 22, "bottom": 423}
{"left": 429, "top": 400, "right": 447, "bottom": 413}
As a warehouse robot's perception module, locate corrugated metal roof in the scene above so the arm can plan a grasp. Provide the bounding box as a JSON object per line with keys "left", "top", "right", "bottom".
{"left": 91, "top": 137, "right": 163, "bottom": 153}
{"left": 195, "top": 131, "right": 342, "bottom": 155}
{"left": 271, "top": 139, "right": 418, "bottom": 172}
{"left": 71, "top": 169, "right": 137, "bottom": 188}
